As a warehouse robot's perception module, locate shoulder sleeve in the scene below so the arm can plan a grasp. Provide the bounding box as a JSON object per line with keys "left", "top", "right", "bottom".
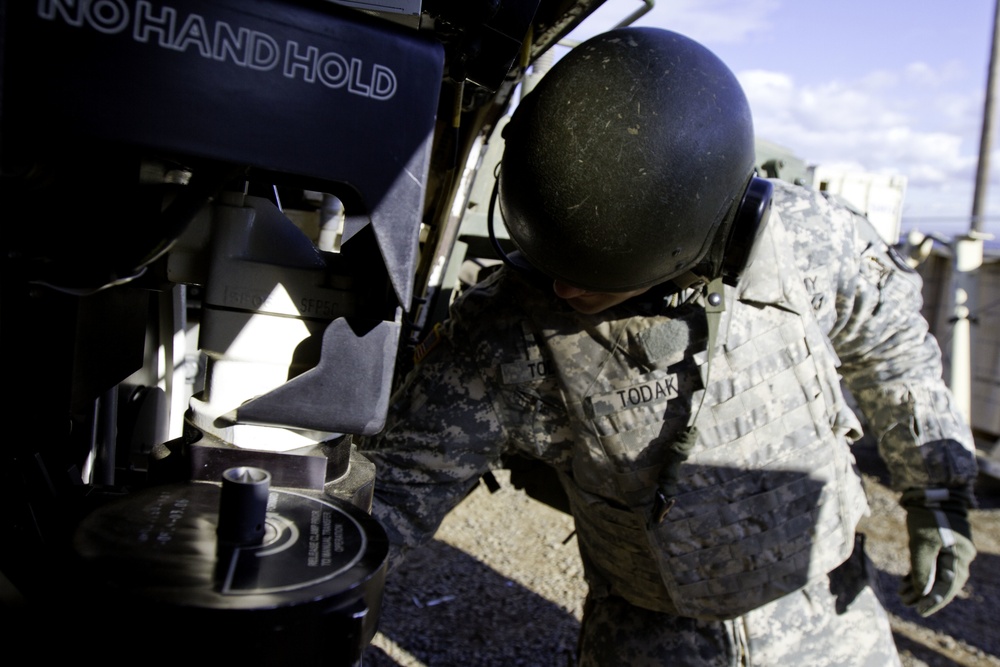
{"left": 774, "top": 181, "right": 978, "bottom": 492}
{"left": 359, "top": 273, "right": 512, "bottom": 571}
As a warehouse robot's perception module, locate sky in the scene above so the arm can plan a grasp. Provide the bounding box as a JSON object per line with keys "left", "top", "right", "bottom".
{"left": 558, "top": 0, "right": 1000, "bottom": 244}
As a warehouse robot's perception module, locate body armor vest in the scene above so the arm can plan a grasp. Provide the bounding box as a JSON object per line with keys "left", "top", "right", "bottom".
{"left": 500, "top": 215, "right": 870, "bottom": 620}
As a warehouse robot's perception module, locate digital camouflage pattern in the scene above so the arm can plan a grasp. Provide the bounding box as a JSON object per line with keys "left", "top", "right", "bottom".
{"left": 360, "top": 179, "right": 977, "bottom": 665}
{"left": 777, "top": 183, "right": 976, "bottom": 493}
{"left": 577, "top": 538, "right": 900, "bottom": 666}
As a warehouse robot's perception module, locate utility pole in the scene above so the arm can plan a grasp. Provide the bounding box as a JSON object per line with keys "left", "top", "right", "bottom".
{"left": 950, "top": 0, "right": 999, "bottom": 422}
{"left": 972, "top": 0, "right": 1000, "bottom": 236}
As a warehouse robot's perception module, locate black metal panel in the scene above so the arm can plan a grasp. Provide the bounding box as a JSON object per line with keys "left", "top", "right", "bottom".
{"left": 1, "top": 0, "right": 445, "bottom": 305}
{"left": 4, "top": 0, "right": 438, "bottom": 187}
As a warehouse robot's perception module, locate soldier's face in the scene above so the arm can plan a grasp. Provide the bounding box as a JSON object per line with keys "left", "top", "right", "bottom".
{"left": 552, "top": 280, "right": 650, "bottom": 314}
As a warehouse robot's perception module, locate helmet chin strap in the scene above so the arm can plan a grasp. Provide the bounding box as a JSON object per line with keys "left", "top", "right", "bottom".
{"left": 488, "top": 175, "right": 527, "bottom": 271}
{"left": 674, "top": 270, "right": 727, "bottom": 370}
{"left": 703, "top": 275, "right": 727, "bottom": 385}
{"left": 685, "top": 274, "right": 727, "bottom": 423}
{"left": 650, "top": 273, "right": 726, "bottom": 527}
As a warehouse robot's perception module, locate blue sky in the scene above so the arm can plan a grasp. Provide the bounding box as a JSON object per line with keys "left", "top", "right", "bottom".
{"left": 562, "top": 0, "right": 1000, "bottom": 242}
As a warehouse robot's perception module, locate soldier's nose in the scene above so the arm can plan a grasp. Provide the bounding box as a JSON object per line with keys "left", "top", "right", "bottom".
{"left": 553, "top": 280, "right": 589, "bottom": 299}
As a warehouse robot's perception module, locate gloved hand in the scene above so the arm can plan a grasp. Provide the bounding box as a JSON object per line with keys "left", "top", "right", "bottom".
{"left": 899, "top": 487, "right": 976, "bottom": 616}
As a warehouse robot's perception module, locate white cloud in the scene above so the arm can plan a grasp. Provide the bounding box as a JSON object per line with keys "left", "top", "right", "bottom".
{"left": 637, "top": 0, "right": 782, "bottom": 44}
{"left": 735, "top": 63, "right": 1000, "bottom": 231}
{"left": 739, "top": 67, "right": 977, "bottom": 175}
{"left": 574, "top": 0, "right": 781, "bottom": 45}
{"left": 859, "top": 70, "right": 900, "bottom": 89}
{"left": 904, "top": 59, "right": 969, "bottom": 87}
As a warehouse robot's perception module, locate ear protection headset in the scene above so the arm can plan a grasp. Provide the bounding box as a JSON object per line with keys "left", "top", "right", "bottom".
{"left": 709, "top": 175, "right": 774, "bottom": 287}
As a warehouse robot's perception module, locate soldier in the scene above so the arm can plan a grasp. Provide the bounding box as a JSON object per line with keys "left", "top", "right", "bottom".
{"left": 360, "top": 27, "right": 978, "bottom": 665}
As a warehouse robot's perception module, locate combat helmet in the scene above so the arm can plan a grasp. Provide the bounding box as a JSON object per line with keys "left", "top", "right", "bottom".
{"left": 497, "top": 27, "right": 772, "bottom": 291}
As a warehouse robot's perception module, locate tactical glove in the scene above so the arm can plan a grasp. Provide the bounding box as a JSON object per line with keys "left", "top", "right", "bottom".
{"left": 899, "top": 487, "right": 976, "bottom": 616}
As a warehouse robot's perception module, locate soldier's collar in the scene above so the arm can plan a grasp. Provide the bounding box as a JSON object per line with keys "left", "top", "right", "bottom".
{"left": 733, "top": 210, "right": 794, "bottom": 310}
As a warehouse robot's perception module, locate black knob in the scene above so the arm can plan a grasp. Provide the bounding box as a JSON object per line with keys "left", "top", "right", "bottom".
{"left": 217, "top": 466, "right": 271, "bottom": 546}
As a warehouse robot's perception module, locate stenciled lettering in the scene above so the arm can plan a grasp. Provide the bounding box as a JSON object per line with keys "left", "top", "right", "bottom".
{"left": 37, "top": 0, "right": 398, "bottom": 101}
{"left": 308, "top": 509, "right": 321, "bottom": 567}
{"left": 586, "top": 373, "right": 680, "bottom": 417}
{"left": 501, "top": 358, "right": 552, "bottom": 385}
{"left": 528, "top": 359, "right": 548, "bottom": 379}
{"left": 299, "top": 295, "right": 352, "bottom": 319}
{"left": 88, "top": 0, "right": 130, "bottom": 33}
{"left": 223, "top": 286, "right": 278, "bottom": 311}
{"left": 615, "top": 375, "right": 678, "bottom": 409}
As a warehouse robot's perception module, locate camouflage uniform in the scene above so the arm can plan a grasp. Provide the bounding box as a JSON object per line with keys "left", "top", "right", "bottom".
{"left": 361, "top": 180, "right": 977, "bottom": 665}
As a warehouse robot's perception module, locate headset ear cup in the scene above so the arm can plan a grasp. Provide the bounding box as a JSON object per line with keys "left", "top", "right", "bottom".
{"left": 720, "top": 177, "right": 773, "bottom": 286}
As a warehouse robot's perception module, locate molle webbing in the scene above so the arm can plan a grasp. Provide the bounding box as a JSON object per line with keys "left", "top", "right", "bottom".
{"left": 558, "top": 300, "right": 864, "bottom": 619}
{"left": 562, "top": 478, "right": 678, "bottom": 613}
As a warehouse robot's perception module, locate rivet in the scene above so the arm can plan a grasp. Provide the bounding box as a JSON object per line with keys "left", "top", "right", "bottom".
{"left": 707, "top": 292, "right": 722, "bottom": 307}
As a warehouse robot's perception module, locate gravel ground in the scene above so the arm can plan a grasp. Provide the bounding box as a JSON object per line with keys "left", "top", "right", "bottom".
{"left": 363, "top": 439, "right": 1000, "bottom": 667}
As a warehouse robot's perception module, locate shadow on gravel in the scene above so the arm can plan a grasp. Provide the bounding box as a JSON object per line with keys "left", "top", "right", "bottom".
{"left": 365, "top": 442, "right": 998, "bottom": 667}
{"left": 873, "top": 551, "right": 1000, "bottom": 666}
{"left": 852, "top": 437, "right": 1000, "bottom": 666}
{"left": 364, "top": 538, "right": 580, "bottom": 667}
